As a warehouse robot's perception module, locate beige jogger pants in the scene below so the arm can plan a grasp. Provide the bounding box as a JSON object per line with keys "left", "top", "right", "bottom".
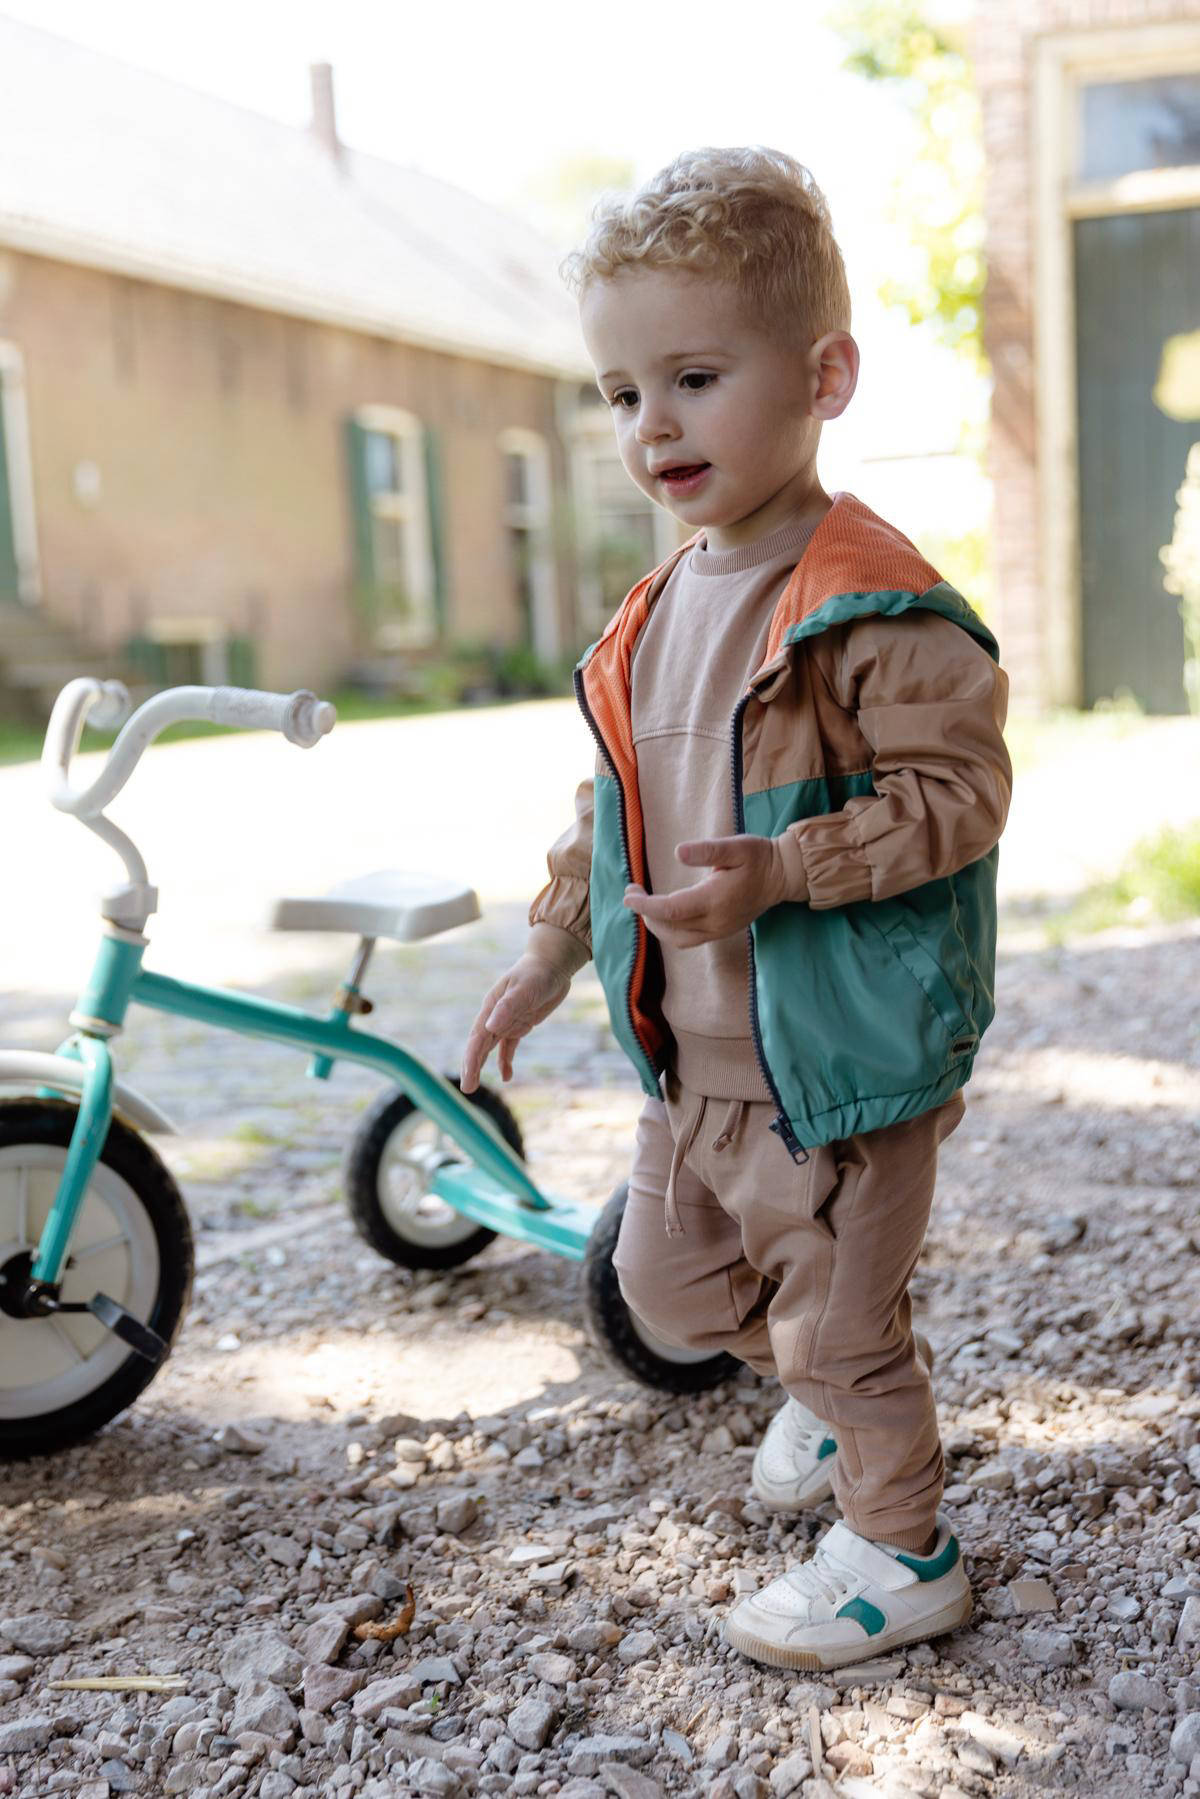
{"left": 612, "top": 1071, "right": 965, "bottom": 1547}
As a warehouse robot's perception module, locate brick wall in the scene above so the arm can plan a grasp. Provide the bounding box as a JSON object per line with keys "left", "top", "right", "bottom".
{"left": 0, "top": 249, "right": 576, "bottom": 691}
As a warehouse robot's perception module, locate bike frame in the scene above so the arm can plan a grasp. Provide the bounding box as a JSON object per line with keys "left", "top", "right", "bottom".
{"left": 31, "top": 927, "right": 597, "bottom": 1287}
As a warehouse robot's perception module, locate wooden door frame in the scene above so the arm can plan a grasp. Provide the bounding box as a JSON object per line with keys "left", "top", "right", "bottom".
{"left": 1034, "top": 23, "right": 1200, "bottom": 706}
{"left": 0, "top": 340, "right": 40, "bottom": 604}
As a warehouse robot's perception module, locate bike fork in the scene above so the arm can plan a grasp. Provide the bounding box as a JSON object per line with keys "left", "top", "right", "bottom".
{"left": 14, "top": 1033, "right": 167, "bottom": 1363}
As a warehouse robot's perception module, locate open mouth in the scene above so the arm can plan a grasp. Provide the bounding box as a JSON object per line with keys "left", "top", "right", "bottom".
{"left": 658, "top": 463, "right": 711, "bottom": 487}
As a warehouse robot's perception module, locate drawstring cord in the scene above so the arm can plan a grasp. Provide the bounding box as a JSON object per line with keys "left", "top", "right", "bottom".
{"left": 711, "top": 1097, "right": 743, "bottom": 1154}
{"left": 664, "top": 1096, "right": 747, "bottom": 1236}
{"left": 663, "top": 1090, "right": 707, "bottom": 1238}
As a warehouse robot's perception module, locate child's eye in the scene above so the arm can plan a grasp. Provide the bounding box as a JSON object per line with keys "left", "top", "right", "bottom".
{"left": 680, "top": 371, "right": 715, "bottom": 392}
{"left": 610, "top": 389, "right": 637, "bottom": 410}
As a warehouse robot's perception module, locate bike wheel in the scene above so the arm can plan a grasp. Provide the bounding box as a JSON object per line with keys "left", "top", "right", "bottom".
{"left": 344, "top": 1078, "right": 523, "bottom": 1270}
{"left": 0, "top": 1099, "right": 193, "bottom": 1458}
{"left": 583, "top": 1181, "right": 740, "bottom": 1393}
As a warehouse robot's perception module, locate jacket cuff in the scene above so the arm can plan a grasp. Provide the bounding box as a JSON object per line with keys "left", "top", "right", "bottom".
{"left": 774, "top": 829, "right": 811, "bottom": 904}
{"left": 526, "top": 920, "right": 591, "bottom": 978}
{"left": 782, "top": 815, "right": 874, "bottom": 909}
{"left": 528, "top": 874, "right": 591, "bottom": 957}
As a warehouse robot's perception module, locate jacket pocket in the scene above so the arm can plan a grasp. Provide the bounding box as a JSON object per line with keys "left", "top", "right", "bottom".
{"left": 865, "top": 909, "right": 973, "bottom": 1049}
{"left": 752, "top": 896, "right": 974, "bottom": 1121}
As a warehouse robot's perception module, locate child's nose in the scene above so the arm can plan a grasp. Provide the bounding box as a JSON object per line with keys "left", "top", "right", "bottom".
{"left": 635, "top": 402, "right": 677, "bottom": 445}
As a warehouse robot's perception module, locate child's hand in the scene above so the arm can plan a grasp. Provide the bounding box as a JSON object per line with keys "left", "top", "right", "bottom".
{"left": 460, "top": 953, "right": 572, "bottom": 1092}
{"left": 623, "top": 835, "right": 787, "bottom": 948}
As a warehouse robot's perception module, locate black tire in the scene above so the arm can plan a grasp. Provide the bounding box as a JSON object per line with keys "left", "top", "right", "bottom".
{"left": 344, "top": 1078, "right": 524, "bottom": 1270}
{"left": 0, "top": 1099, "right": 193, "bottom": 1459}
{"left": 583, "top": 1181, "right": 740, "bottom": 1393}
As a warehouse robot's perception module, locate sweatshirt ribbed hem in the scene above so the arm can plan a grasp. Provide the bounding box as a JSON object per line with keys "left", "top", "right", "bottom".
{"left": 670, "top": 1028, "right": 773, "bottom": 1101}
{"left": 690, "top": 513, "right": 820, "bottom": 577}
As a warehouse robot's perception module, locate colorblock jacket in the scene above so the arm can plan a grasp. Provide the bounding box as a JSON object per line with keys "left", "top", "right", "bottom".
{"left": 531, "top": 492, "right": 1011, "bottom": 1161}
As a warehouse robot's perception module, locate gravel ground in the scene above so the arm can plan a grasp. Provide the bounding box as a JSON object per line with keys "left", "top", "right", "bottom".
{"left": 1, "top": 709, "right": 1199, "bottom": 1799}
{"left": 1, "top": 902, "right": 1199, "bottom": 1799}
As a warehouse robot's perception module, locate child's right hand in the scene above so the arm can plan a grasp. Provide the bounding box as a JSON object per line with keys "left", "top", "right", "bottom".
{"left": 460, "top": 953, "right": 572, "bottom": 1092}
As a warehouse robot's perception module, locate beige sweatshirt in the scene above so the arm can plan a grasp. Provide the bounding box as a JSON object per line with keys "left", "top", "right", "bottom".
{"left": 628, "top": 514, "right": 819, "bottom": 1097}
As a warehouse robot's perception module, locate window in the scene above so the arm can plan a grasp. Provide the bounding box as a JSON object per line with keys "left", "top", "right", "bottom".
{"left": 498, "top": 428, "right": 558, "bottom": 662}
{"left": 0, "top": 343, "right": 40, "bottom": 605}
{"left": 562, "top": 379, "right": 676, "bottom": 634}
{"left": 575, "top": 443, "right": 665, "bottom": 627}
{"left": 348, "top": 406, "right": 437, "bottom": 648}
{"left": 1079, "top": 74, "right": 1200, "bottom": 184}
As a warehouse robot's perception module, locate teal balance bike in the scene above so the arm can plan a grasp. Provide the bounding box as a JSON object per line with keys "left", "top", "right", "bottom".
{"left": 0, "top": 679, "right": 735, "bottom": 1457}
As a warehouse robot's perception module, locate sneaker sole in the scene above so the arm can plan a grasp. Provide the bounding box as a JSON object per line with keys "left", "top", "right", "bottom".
{"left": 750, "top": 1333, "right": 935, "bottom": 1515}
{"left": 750, "top": 1460, "right": 835, "bottom": 1512}
{"left": 722, "top": 1587, "right": 973, "bottom": 1672}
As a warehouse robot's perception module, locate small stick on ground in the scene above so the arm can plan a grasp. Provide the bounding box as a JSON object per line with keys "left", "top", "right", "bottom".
{"left": 808, "top": 1702, "right": 823, "bottom": 1774}
{"left": 353, "top": 1582, "right": 416, "bottom": 1641}
{"left": 48, "top": 1675, "right": 187, "bottom": 1693}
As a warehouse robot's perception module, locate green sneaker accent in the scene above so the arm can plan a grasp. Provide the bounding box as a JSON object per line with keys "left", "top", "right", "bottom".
{"left": 836, "top": 1597, "right": 886, "bottom": 1636}
{"left": 896, "top": 1535, "right": 960, "bottom": 1581}
{"left": 817, "top": 1437, "right": 837, "bottom": 1461}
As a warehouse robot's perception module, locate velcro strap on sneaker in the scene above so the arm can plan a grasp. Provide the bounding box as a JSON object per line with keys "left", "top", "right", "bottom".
{"left": 820, "top": 1521, "right": 917, "bottom": 1592}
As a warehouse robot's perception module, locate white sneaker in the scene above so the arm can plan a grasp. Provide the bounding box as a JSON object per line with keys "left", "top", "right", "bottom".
{"left": 751, "top": 1395, "right": 838, "bottom": 1511}
{"left": 724, "top": 1513, "right": 971, "bottom": 1670}
{"left": 750, "top": 1332, "right": 934, "bottom": 1514}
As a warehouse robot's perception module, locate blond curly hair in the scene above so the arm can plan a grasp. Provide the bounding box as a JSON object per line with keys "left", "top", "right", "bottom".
{"left": 561, "top": 146, "right": 851, "bottom": 343}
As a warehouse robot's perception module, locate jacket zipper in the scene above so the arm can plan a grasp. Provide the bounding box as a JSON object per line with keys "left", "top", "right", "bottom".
{"left": 730, "top": 692, "right": 809, "bottom": 1164}
{"left": 574, "top": 666, "right": 663, "bottom": 1089}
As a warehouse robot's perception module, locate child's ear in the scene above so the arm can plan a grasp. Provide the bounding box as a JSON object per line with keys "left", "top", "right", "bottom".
{"left": 809, "top": 331, "right": 859, "bottom": 421}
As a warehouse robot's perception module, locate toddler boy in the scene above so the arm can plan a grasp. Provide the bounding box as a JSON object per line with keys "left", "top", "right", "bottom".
{"left": 462, "top": 146, "right": 1011, "bottom": 1669}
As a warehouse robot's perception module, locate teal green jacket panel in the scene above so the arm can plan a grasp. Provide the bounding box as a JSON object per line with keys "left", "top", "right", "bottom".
{"left": 582, "top": 577, "right": 1004, "bottom": 1136}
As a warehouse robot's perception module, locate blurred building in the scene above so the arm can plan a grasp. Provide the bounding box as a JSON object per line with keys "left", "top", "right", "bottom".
{"left": 976, "top": 3, "right": 1200, "bottom": 713}
{"left": 0, "top": 20, "right": 671, "bottom": 715}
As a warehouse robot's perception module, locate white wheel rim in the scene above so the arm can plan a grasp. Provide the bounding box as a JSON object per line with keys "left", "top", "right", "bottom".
{"left": 377, "top": 1111, "right": 486, "bottom": 1249}
{"left": 0, "top": 1145, "right": 161, "bottom": 1420}
{"left": 626, "top": 1305, "right": 723, "bottom": 1366}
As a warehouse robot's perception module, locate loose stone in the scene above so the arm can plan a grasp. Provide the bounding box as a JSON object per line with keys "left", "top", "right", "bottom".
{"left": 507, "top": 1697, "right": 559, "bottom": 1750}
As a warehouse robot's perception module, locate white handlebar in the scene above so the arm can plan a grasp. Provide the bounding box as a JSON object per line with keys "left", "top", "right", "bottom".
{"left": 43, "top": 678, "right": 336, "bottom": 820}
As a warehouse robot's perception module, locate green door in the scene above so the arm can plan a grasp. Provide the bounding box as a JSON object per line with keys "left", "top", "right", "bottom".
{"left": 0, "top": 376, "right": 20, "bottom": 603}
{"left": 1074, "top": 206, "right": 1199, "bottom": 714}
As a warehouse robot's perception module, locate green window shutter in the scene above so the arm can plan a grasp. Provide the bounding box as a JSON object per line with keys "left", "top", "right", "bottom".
{"left": 227, "top": 635, "right": 257, "bottom": 688}
{"left": 0, "top": 379, "right": 20, "bottom": 603}
{"left": 345, "top": 416, "right": 376, "bottom": 599}
{"left": 423, "top": 424, "right": 447, "bottom": 635}
{"left": 124, "top": 634, "right": 169, "bottom": 686}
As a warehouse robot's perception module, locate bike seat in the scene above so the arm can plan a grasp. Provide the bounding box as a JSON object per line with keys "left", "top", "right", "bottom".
{"left": 267, "top": 870, "right": 480, "bottom": 942}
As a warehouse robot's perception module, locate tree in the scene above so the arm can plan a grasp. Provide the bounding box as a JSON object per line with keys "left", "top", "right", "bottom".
{"left": 513, "top": 153, "right": 637, "bottom": 255}
{"left": 829, "top": 1, "right": 986, "bottom": 377}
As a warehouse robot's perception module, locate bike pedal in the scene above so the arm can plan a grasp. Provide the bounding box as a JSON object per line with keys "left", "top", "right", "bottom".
{"left": 87, "top": 1293, "right": 169, "bottom": 1364}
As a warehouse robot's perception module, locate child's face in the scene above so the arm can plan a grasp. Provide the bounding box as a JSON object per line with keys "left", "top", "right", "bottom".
{"left": 580, "top": 268, "right": 851, "bottom": 550}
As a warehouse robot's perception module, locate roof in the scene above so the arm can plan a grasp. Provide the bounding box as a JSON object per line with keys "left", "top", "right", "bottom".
{"left": 0, "top": 16, "right": 590, "bottom": 379}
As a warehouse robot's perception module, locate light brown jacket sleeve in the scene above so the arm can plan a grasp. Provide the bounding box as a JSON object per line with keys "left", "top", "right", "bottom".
{"left": 774, "top": 613, "right": 1012, "bottom": 909}
{"left": 527, "top": 774, "right": 594, "bottom": 972}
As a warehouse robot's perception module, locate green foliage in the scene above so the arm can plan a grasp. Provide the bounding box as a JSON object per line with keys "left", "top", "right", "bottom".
{"left": 1159, "top": 440, "right": 1200, "bottom": 715}
{"left": 516, "top": 153, "right": 637, "bottom": 252}
{"left": 1046, "top": 823, "right": 1200, "bottom": 941}
{"left": 830, "top": 0, "right": 986, "bottom": 376}
{"left": 915, "top": 524, "right": 992, "bottom": 621}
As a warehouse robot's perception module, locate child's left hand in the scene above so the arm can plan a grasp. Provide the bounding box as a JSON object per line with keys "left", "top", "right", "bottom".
{"left": 624, "top": 835, "right": 787, "bottom": 948}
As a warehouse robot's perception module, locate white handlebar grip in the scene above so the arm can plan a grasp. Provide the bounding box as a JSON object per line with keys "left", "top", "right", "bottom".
{"left": 283, "top": 691, "right": 337, "bottom": 748}
{"left": 207, "top": 686, "right": 336, "bottom": 746}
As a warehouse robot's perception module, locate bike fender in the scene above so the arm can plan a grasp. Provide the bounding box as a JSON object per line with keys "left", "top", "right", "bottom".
{"left": 0, "top": 1051, "right": 178, "bottom": 1135}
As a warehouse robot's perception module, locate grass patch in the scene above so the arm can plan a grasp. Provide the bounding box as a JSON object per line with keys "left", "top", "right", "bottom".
{"left": 1045, "top": 823, "right": 1200, "bottom": 942}
{"left": 1003, "top": 702, "right": 1155, "bottom": 779}
{"left": 0, "top": 719, "right": 48, "bottom": 765}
